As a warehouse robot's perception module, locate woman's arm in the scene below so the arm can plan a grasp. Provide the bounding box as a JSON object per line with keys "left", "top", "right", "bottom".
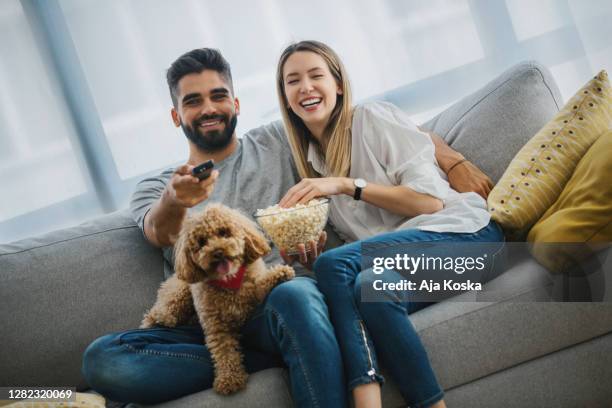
{"left": 279, "top": 177, "right": 443, "bottom": 217}
{"left": 347, "top": 179, "right": 443, "bottom": 217}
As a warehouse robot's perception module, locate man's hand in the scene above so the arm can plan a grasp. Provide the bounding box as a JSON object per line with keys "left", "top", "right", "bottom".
{"left": 143, "top": 164, "right": 219, "bottom": 248}
{"left": 447, "top": 160, "right": 493, "bottom": 199}
{"left": 425, "top": 129, "right": 494, "bottom": 199}
{"left": 280, "top": 231, "right": 327, "bottom": 270}
{"left": 165, "top": 164, "right": 219, "bottom": 208}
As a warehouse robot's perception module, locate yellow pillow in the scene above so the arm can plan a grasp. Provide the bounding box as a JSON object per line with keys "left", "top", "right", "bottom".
{"left": 527, "top": 131, "right": 612, "bottom": 272}
{"left": 488, "top": 70, "right": 612, "bottom": 238}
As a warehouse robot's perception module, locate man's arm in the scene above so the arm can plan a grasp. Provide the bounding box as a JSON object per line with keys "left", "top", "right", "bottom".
{"left": 424, "top": 129, "right": 494, "bottom": 199}
{"left": 144, "top": 165, "right": 218, "bottom": 248}
{"left": 144, "top": 189, "right": 188, "bottom": 247}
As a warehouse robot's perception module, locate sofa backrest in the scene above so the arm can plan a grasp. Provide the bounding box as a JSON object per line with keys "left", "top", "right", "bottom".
{"left": 422, "top": 61, "right": 563, "bottom": 183}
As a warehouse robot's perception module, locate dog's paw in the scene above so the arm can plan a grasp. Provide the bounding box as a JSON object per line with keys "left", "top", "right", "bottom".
{"left": 213, "top": 370, "right": 248, "bottom": 395}
{"left": 277, "top": 265, "right": 295, "bottom": 282}
{"left": 140, "top": 311, "right": 180, "bottom": 329}
{"left": 139, "top": 314, "right": 157, "bottom": 329}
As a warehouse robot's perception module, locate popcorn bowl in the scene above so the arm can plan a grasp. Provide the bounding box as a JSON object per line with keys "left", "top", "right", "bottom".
{"left": 255, "top": 198, "right": 329, "bottom": 255}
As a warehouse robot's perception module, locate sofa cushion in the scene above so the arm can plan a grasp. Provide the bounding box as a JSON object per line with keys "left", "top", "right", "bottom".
{"left": 421, "top": 61, "right": 563, "bottom": 184}
{"left": 488, "top": 70, "right": 611, "bottom": 239}
{"left": 443, "top": 332, "right": 612, "bottom": 408}
{"left": 0, "top": 210, "right": 164, "bottom": 389}
{"left": 146, "top": 368, "right": 293, "bottom": 408}
{"left": 527, "top": 130, "right": 612, "bottom": 272}
{"left": 410, "top": 258, "right": 612, "bottom": 391}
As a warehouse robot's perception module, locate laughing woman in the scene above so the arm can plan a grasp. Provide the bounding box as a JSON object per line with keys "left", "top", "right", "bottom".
{"left": 276, "top": 41, "right": 504, "bottom": 408}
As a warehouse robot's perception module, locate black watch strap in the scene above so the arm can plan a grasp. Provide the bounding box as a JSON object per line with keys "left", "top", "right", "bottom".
{"left": 353, "top": 186, "right": 362, "bottom": 200}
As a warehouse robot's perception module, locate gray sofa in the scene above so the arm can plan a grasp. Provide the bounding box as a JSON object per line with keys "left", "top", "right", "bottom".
{"left": 2, "top": 61, "right": 611, "bottom": 408}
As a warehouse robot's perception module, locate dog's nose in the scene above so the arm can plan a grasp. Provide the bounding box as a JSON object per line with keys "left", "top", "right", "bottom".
{"left": 212, "top": 249, "right": 224, "bottom": 259}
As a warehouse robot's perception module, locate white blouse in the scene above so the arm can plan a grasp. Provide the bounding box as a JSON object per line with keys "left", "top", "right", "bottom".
{"left": 307, "top": 101, "right": 491, "bottom": 243}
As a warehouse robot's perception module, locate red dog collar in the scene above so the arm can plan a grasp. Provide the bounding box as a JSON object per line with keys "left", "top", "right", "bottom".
{"left": 208, "top": 265, "right": 247, "bottom": 290}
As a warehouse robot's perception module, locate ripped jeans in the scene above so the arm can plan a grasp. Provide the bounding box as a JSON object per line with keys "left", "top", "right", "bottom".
{"left": 313, "top": 221, "right": 504, "bottom": 408}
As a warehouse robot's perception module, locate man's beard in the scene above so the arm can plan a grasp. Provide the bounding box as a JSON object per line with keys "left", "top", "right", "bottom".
{"left": 181, "top": 113, "right": 238, "bottom": 153}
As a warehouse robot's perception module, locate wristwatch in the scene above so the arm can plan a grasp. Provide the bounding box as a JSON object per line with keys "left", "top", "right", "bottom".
{"left": 353, "top": 178, "right": 367, "bottom": 200}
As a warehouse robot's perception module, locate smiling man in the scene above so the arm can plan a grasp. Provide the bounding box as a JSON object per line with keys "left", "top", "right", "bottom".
{"left": 173, "top": 69, "right": 239, "bottom": 155}
{"left": 81, "top": 48, "right": 347, "bottom": 408}
{"left": 80, "top": 47, "right": 493, "bottom": 407}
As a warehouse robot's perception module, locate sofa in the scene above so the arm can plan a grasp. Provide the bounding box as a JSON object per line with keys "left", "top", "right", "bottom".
{"left": 2, "top": 61, "right": 611, "bottom": 408}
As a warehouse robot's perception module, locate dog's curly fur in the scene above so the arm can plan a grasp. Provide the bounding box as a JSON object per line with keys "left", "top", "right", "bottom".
{"left": 141, "top": 204, "right": 295, "bottom": 395}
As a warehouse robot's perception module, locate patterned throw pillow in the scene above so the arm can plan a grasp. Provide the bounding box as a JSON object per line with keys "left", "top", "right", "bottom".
{"left": 488, "top": 70, "right": 612, "bottom": 238}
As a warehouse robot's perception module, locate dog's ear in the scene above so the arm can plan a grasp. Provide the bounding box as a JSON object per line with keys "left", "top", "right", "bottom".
{"left": 174, "top": 219, "right": 201, "bottom": 283}
{"left": 244, "top": 225, "right": 271, "bottom": 264}
{"left": 225, "top": 208, "right": 270, "bottom": 264}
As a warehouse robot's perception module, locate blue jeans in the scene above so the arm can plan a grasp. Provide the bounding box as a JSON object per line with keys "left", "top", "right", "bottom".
{"left": 313, "top": 221, "right": 504, "bottom": 408}
{"left": 82, "top": 277, "right": 347, "bottom": 408}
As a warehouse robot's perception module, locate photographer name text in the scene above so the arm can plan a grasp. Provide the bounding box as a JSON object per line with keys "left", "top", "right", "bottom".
{"left": 372, "top": 279, "right": 482, "bottom": 292}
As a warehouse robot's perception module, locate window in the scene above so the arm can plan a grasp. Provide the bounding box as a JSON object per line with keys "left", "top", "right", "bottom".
{"left": 0, "top": 0, "right": 93, "bottom": 241}
{"left": 1, "top": 0, "right": 610, "bottom": 243}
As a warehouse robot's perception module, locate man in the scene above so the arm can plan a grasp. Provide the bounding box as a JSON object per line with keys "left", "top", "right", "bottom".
{"left": 81, "top": 48, "right": 492, "bottom": 406}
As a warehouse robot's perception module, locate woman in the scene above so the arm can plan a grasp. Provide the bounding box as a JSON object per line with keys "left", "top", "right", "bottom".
{"left": 276, "top": 41, "right": 504, "bottom": 408}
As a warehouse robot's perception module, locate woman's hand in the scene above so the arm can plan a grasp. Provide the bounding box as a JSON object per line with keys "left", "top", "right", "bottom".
{"left": 279, "top": 177, "right": 351, "bottom": 208}
{"left": 280, "top": 231, "right": 327, "bottom": 270}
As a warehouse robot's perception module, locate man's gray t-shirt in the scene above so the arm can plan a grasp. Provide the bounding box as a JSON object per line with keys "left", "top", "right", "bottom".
{"left": 130, "top": 120, "right": 302, "bottom": 278}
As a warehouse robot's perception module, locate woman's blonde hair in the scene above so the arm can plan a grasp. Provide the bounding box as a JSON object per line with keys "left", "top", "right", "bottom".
{"left": 276, "top": 40, "right": 353, "bottom": 179}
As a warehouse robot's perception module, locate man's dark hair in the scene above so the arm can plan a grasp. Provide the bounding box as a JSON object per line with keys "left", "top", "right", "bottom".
{"left": 166, "top": 48, "right": 234, "bottom": 107}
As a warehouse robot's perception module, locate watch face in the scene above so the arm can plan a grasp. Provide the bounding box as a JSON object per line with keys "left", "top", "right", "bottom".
{"left": 355, "top": 178, "right": 367, "bottom": 188}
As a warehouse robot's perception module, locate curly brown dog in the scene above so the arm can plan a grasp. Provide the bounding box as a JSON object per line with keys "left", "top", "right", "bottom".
{"left": 140, "top": 204, "right": 295, "bottom": 395}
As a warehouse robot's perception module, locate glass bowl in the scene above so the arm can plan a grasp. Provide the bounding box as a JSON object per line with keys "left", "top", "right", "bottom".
{"left": 255, "top": 198, "right": 329, "bottom": 255}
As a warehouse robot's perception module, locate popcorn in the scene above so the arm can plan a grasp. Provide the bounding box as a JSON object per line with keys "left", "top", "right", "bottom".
{"left": 255, "top": 199, "right": 329, "bottom": 254}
